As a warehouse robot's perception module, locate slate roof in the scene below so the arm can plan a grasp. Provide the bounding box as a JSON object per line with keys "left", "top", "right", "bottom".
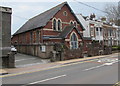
{"left": 13, "top": 2, "right": 84, "bottom": 35}
{"left": 58, "top": 25, "right": 81, "bottom": 38}
{"left": 43, "top": 25, "right": 83, "bottom": 39}
{"left": 76, "top": 14, "right": 89, "bottom": 31}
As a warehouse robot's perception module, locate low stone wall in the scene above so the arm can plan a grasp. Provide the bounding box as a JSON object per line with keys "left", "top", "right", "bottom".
{"left": 14, "top": 43, "right": 112, "bottom": 61}
{"left": 64, "top": 49, "right": 83, "bottom": 60}
{"left": 15, "top": 44, "right": 54, "bottom": 59}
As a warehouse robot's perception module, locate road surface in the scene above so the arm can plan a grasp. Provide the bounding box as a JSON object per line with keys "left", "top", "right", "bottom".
{"left": 2, "top": 53, "right": 119, "bottom": 85}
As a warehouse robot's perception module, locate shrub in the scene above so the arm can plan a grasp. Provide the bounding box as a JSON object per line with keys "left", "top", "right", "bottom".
{"left": 112, "top": 45, "right": 120, "bottom": 51}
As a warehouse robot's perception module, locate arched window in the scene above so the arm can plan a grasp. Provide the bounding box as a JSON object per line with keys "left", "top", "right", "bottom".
{"left": 58, "top": 20, "right": 61, "bottom": 31}
{"left": 53, "top": 19, "right": 57, "bottom": 31}
{"left": 74, "top": 21, "right": 77, "bottom": 27}
{"left": 70, "top": 21, "right": 74, "bottom": 25}
{"left": 70, "top": 33, "right": 78, "bottom": 49}
{"left": 63, "top": 11, "right": 67, "bottom": 16}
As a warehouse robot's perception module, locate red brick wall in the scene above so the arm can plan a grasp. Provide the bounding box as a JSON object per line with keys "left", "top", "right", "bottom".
{"left": 83, "top": 40, "right": 92, "bottom": 52}
{"left": 43, "top": 4, "right": 83, "bottom": 36}
{"left": 12, "top": 4, "right": 84, "bottom": 45}
{"left": 44, "top": 39, "right": 62, "bottom": 43}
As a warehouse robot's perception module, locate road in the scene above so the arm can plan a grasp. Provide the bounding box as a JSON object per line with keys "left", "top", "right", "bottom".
{"left": 2, "top": 53, "right": 119, "bottom": 85}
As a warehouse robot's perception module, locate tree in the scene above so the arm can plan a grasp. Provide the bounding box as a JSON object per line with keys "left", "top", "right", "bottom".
{"left": 104, "top": 4, "right": 119, "bottom": 25}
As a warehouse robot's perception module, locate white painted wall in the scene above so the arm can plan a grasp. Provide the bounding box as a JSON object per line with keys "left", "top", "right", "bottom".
{"left": 76, "top": 14, "right": 90, "bottom": 37}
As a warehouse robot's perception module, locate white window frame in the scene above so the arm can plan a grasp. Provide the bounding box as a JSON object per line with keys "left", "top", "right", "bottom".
{"left": 70, "top": 20, "right": 74, "bottom": 25}
{"left": 40, "top": 45, "right": 46, "bottom": 52}
{"left": 63, "top": 11, "right": 68, "bottom": 16}
{"left": 52, "top": 18, "right": 57, "bottom": 31}
{"left": 70, "top": 32, "right": 78, "bottom": 49}
{"left": 52, "top": 18, "right": 62, "bottom": 31}
{"left": 57, "top": 18, "right": 62, "bottom": 31}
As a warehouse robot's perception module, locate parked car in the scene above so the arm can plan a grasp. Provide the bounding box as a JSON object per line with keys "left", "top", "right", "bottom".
{"left": 11, "top": 46, "right": 17, "bottom": 54}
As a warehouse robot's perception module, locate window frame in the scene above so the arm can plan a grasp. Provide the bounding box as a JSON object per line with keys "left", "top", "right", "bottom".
{"left": 70, "top": 32, "right": 78, "bottom": 49}
{"left": 63, "top": 11, "right": 67, "bottom": 16}
{"left": 53, "top": 18, "right": 57, "bottom": 31}
{"left": 57, "top": 19, "right": 62, "bottom": 31}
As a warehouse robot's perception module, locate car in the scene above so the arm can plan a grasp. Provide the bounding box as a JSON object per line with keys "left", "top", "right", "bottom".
{"left": 11, "top": 46, "right": 17, "bottom": 54}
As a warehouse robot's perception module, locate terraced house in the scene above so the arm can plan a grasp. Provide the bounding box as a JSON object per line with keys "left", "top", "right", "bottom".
{"left": 12, "top": 2, "right": 85, "bottom": 59}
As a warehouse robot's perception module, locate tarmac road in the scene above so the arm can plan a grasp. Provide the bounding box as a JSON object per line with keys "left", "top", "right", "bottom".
{"left": 2, "top": 54, "right": 119, "bottom": 85}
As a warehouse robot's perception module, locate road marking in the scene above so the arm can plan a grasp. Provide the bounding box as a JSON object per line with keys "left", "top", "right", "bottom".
{"left": 98, "top": 58, "right": 118, "bottom": 63}
{"left": 0, "top": 59, "right": 99, "bottom": 78}
{"left": 27, "top": 74, "right": 66, "bottom": 85}
{"left": 0, "top": 56, "right": 117, "bottom": 78}
{"left": 83, "top": 60, "right": 119, "bottom": 71}
{"left": 83, "top": 64, "right": 105, "bottom": 71}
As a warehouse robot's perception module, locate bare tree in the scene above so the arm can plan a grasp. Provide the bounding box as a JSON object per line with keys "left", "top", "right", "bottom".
{"left": 104, "top": 4, "right": 119, "bottom": 25}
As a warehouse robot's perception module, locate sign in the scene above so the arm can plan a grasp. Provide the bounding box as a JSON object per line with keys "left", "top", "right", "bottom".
{"left": 40, "top": 45, "right": 46, "bottom": 52}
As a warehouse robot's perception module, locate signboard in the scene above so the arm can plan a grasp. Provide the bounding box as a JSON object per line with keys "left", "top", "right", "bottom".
{"left": 40, "top": 45, "right": 46, "bottom": 52}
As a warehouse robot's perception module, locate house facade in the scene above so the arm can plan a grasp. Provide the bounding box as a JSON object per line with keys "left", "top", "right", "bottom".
{"left": 77, "top": 14, "right": 119, "bottom": 47}
{"left": 12, "top": 2, "right": 84, "bottom": 59}
{"left": 103, "top": 24, "right": 118, "bottom": 46}
{"left": 76, "top": 14, "right": 92, "bottom": 54}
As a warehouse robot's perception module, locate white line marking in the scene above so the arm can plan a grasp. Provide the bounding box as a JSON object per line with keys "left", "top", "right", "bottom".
{"left": 83, "top": 64, "right": 105, "bottom": 71}
{"left": 28, "top": 74, "right": 66, "bottom": 84}
{"left": 83, "top": 60, "right": 119, "bottom": 71}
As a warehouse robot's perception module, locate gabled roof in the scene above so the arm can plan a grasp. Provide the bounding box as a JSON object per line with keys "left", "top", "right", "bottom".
{"left": 76, "top": 14, "right": 88, "bottom": 31}
{"left": 58, "top": 25, "right": 82, "bottom": 39}
{"left": 13, "top": 2, "right": 84, "bottom": 35}
{"left": 43, "top": 25, "right": 83, "bottom": 40}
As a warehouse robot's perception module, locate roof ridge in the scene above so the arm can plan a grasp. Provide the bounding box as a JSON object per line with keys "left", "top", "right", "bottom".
{"left": 13, "top": 2, "right": 68, "bottom": 35}
{"left": 29, "top": 2, "right": 67, "bottom": 21}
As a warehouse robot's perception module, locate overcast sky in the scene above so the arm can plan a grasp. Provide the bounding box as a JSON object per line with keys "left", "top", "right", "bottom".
{"left": 0, "top": 0, "right": 119, "bottom": 35}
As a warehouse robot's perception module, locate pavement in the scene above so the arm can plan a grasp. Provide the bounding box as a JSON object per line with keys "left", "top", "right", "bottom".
{"left": 0, "top": 53, "right": 119, "bottom": 75}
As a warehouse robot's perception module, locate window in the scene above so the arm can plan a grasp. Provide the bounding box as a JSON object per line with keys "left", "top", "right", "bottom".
{"left": 96, "top": 27, "right": 98, "bottom": 31}
{"left": 90, "top": 27, "right": 94, "bottom": 36}
{"left": 110, "top": 30, "right": 112, "bottom": 36}
{"left": 22, "top": 34, "right": 26, "bottom": 44}
{"left": 40, "top": 45, "right": 46, "bottom": 52}
{"left": 30, "top": 32, "right": 33, "bottom": 43}
{"left": 100, "top": 27, "right": 103, "bottom": 36}
{"left": 96, "top": 27, "right": 99, "bottom": 36}
{"left": 63, "top": 11, "right": 67, "bottom": 16}
{"left": 74, "top": 21, "right": 77, "bottom": 27}
{"left": 36, "top": 31, "right": 40, "bottom": 43}
{"left": 53, "top": 19, "right": 57, "bottom": 31}
{"left": 70, "top": 21, "right": 74, "bottom": 25}
{"left": 70, "top": 33, "right": 78, "bottom": 49}
{"left": 100, "top": 27, "right": 102, "bottom": 31}
{"left": 58, "top": 20, "right": 61, "bottom": 31}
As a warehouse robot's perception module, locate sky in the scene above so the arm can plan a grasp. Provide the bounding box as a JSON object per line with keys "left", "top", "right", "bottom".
{"left": 0, "top": 0, "right": 119, "bottom": 35}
